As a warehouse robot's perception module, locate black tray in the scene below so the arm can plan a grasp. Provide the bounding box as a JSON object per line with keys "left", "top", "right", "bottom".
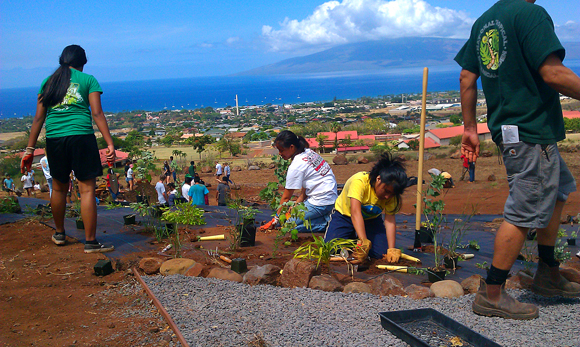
{"left": 379, "top": 308, "right": 502, "bottom": 347}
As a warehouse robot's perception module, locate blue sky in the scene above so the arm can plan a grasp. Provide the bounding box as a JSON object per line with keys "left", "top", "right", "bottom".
{"left": 1, "top": 0, "right": 578, "bottom": 89}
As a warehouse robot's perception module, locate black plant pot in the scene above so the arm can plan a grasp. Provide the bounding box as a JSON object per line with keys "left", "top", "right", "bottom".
{"left": 419, "top": 226, "right": 434, "bottom": 243}
{"left": 427, "top": 269, "right": 446, "bottom": 283}
{"left": 165, "top": 223, "right": 175, "bottom": 234}
{"left": 444, "top": 256, "right": 459, "bottom": 269}
{"left": 567, "top": 238, "right": 576, "bottom": 246}
{"left": 123, "top": 214, "right": 136, "bottom": 225}
{"left": 240, "top": 218, "right": 256, "bottom": 247}
{"left": 76, "top": 219, "right": 84, "bottom": 230}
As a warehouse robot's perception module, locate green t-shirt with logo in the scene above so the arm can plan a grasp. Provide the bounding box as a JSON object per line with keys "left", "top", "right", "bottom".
{"left": 39, "top": 68, "right": 103, "bottom": 138}
{"left": 454, "top": 0, "right": 565, "bottom": 144}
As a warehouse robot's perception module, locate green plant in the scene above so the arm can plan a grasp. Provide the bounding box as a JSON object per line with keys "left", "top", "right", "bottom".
{"left": 105, "top": 202, "right": 123, "bottom": 210}
{"left": 446, "top": 213, "right": 475, "bottom": 258}
{"left": 475, "top": 261, "right": 489, "bottom": 270}
{"left": 160, "top": 202, "right": 205, "bottom": 226}
{"left": 421, "top": 173, "right": 447, "bottom": 270}
{"left": 226, "top": 198, "right": 258, "bottom": 251}
{"left": 273, "top": 201, "right": 309, "bottom": 256}
{"left": 554, "top": 228, "right": 571, "bottom": 263}
{"left": 467, "top": 240, "right": 480, "bottom": 250}
{"left": 0, "top": 198, "right": 20, "bottom": 214}
{"left": 259, "top": 182, "right": 281, "bottom": 210}
{"left": 134, "top": 151, "right": 156, "bottom": 183}
{"left": 293, "top": 236, "right": 357, "bottom": 270}
{"left": 570, "top": 229, "right": 578, "bottom": 239}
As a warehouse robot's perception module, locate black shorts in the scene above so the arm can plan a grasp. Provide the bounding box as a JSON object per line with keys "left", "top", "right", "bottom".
{"left": 46, "top": 134, "right": 103, "bottom": 183}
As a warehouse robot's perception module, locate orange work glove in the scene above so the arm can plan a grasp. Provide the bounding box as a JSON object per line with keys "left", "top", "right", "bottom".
{"left": 386, "top": 248, "right": 401, "bottom": 263}
{"left": 21, "top": 147, "right": 35, "bottom": 173}
{"left": 352, "top": 239, "right": 372, "bottom": 263}
{"left": 259, "top": 216, "right": 279, "bottom": 231}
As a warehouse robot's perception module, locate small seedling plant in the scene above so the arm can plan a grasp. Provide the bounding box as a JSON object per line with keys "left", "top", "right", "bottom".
{"left": 227, "top": 198, "right": 259, "bottom": 251}
{"left": 0, "top": 198, "right": 20, "bottom": 214}
{"left": 161, "top": 202, "right": 206, "bottom": 257}
{"left": 555, "top": 228, "right": 571, "bottom": 263}
{"left": 421, "top": 173, "right": 447, "bottom": 270}
{"left": 273, "top": 201, "right": 309, "bottom": 256}
{"left": 259, "top": 155, "right": 290, "bottom": 210}
{"left": 293, "top": 236, "right": 357, "bottom": 271}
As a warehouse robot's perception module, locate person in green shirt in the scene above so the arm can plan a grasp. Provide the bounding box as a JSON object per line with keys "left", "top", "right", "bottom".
{"left": 169, "top": 156, "right": 178, "bottom": 182}
{"left": 21, "top": 45, "right": 116, "bottom": 254}
{"left": 455, "top": 0, "right": 580, "bottom": 319}
{"left": 188, "top": 161, "right": 196, "bottom": 177}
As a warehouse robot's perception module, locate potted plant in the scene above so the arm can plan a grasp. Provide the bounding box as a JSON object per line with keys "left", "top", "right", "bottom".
{"left": 567, "top": 230, "right": 577, "bottom": 246}
{"left": 66, "top": 200, "right": 84, "bottom": 229}
{"left": 444, "top": 214, "right": 474, "bottom": 270}
{"left": 227, "top": 199, "right": 258, "bottom": 249}
{"left": 422, "top": 173, "right": 447, "bottom": 282}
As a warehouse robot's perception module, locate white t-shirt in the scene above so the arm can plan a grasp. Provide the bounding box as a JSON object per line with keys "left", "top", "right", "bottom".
{"left": 21, "top": 172, "right": 34, "bottom": 189}
{"left": 182, "top": 183, "right": 191, "bottom": 202}
{"left": 40, "top": 156, "right": 52, "bottom": 180}
{"left": 285, "top": 149, "right": 337, "bottom": 206}
{"left": 224, "top": 165, "right": 230, "bottom": 176}
{"left": 127, "top": 168, "right": 133, "bottom": 179}
{"left": 155, "top": 181, "right": 167, "bottom": 204}
{"left": 215, "top": 163, "right": 223, "bottom": 175}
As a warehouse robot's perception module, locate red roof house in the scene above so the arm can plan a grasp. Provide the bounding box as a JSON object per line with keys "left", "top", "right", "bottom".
{"left": 426, "top": 123, "right": 490, "bottom": 146}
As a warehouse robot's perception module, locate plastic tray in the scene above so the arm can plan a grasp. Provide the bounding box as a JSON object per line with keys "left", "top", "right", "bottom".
{"left": 379, "top": 308, "right": 502, "bottom": 347}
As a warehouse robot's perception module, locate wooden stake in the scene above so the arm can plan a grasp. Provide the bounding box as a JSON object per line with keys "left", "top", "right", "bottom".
{"left": 414, "top": 68, "right": 429, "bottom": 249}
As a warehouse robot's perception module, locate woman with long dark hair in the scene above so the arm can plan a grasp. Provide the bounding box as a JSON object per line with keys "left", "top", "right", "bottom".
{"left": 260, "top": 130, "right": 337, "bottom": 233}
{"left": 21, "top": 45, "right": 116, "bottom": 253}
{"left": 324, "top": 153, "right": 408, "bottom": 263}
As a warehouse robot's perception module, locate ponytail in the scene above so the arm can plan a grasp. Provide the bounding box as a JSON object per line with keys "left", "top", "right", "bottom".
{"left": 39, "top": 45, "right": 87, "bottom": 108}
{"left": 274, "top": 130, "right": 308, "bottom": 155}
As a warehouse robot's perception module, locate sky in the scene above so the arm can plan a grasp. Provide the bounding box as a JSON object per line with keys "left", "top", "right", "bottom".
{"left": 1, "top": 0, "right": 579, "bottom": 89}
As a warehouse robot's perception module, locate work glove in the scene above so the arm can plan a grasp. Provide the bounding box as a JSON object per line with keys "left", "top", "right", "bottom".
{"left": 21, "top": 147, "right": 35, "bottom": 173}
{"left": 259, "top": 216, "right": 279, "bottom": 231}
{"left": 352, "top": 239, "right": 372, "bottom": 263}
{"left": 386, "top": 248, "right": 401, "bottom": 263}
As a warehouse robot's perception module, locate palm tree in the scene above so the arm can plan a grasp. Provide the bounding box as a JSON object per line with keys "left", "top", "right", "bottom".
{"left": 330, "top": 122, "right": 342, "bottom": 151}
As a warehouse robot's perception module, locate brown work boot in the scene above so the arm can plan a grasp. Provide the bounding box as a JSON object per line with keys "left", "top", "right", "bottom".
{"left": 531, "top": 261, "right": 580, "bottom": 298}
{"left": 472, "top": 279, "right": 539, "bottom": 320}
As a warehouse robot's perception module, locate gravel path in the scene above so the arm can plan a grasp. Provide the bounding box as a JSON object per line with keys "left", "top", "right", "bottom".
{"left": 142, "top": 275, "right": 580, "bottom": 347}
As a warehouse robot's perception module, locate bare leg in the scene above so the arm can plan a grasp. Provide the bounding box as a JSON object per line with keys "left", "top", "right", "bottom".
{"left": 51, "top": 178, "right": 69, "bottom": 234}
{"left": 536, "top": 200, "right": 564, "bottom": 247}
{"left": 78, "top": 178, "right": 97, "bottom": 242}
{"left": 491, "top": 221, "right": 528, "bottom": 271}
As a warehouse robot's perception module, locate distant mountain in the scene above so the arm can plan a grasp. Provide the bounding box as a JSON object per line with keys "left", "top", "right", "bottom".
{"left": 237, "top": 38, "right": 580, "bottom": 75}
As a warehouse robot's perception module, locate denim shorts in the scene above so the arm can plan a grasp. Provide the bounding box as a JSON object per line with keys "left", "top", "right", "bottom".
{"left": 501, "top": 142, "right": 576, "bottom": 229}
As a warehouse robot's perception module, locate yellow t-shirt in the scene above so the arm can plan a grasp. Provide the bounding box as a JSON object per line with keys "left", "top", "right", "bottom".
{"left": 335, "top": 172, "right": 398, "bottom": 219}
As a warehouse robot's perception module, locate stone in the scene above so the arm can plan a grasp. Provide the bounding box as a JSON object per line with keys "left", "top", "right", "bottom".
{"left": 356, "top": 156, "right": 369, "bottom": 164}
{"left": 160, "top": 258, "right": 196, "bottom": 276}
{"left": 369, "top": 275, "right": 406, "bottom": 296}
{"left": 139, "top": 257, "right": 164, "bottom": 275}
{"left": 560, "top": 267, "right": 580, "bottom": 284}
{"left": 343, "top": 282, "right": 372, "bottom": 294}
{"left": 207, "top": 267, "right": 243, "bottom": 283}
{"left": 280, "top": 258, "right": 319, "bottom": 288}
{"left": 268, "top": 163, "right": 276, "bottom": 169}
{"left": 308, "top": 274, "right": 344, "bottom": 292}
{"left": 450, "top": 150, "right": 462, "bottom": 159}
{"left": 461, "top": 275, "right": 482, "bottom": 294}
{"left": 243, "top": 264, "right": 281, "bottom": 286}
{"left": 404, "top": 284, "right": 432, "bottom": 300}
{"left": 481, "top": 150, "right": 493, "bottom": 157}
{"left": 430, "top": 280, "right": 464, "bottom": 298}
{"left": 488, "top": 174, "right": 496, "bottom": 181}
{"left": 232, "top": 166, "right": 242, "bottom": 172}
{"left": 332, "top": 155, "right": 348, "bottom": 165}
{"left": 423, "top": 153, "right": 434, "bottom": 161}
{"left": 201, "top": 166, "right": 213, "bottom": 173}
{"left": 505, "top": 270, "right": 534, "bottom": 290}
{"left": 247, "top": 165, "right": 260, "bottom": 170}
{"left": 184, "top": 263, "right": 205, "bottom": 277}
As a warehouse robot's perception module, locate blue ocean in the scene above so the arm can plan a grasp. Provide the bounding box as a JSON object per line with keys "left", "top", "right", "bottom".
{"left": 1, "top": 62, "right": 579, "bottom": 118}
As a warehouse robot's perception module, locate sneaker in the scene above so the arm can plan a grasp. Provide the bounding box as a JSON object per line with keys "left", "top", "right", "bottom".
{"left": 52, "top": 232, "right": 66, "bottom": 245}
{"left": 531, "top": 260, "right": 580, "bottom": 298}
{"left": 84, "top": 242, "right": 115, "bottom": 253}
{"left": 472, "top": 279, "right": 539, "bottom": 320}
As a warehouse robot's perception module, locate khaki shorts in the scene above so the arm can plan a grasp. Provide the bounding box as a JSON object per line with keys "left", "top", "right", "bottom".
{"left": 501, "top": 142, "right": 576, "bottom": 229}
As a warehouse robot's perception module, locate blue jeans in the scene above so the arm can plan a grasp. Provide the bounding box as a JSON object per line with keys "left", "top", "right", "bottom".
{"left": 468, "top": 162, "right": 475, "bottom": 182}
{"left": 294, "top": 201, "right": 334, "bottom": 233}
{"left": 47, "top": 178, "right": 53, "bottom": 197}
{"left": 324, "top": 210, "right": 388, "bottom": 259}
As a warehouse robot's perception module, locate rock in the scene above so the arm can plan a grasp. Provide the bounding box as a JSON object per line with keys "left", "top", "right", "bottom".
{"left": 232, "top": 165, "right": 242, "bottom": 172}
{"left": 184, "top": 263, "right": 205, "bottom": 277}
{"left": 243, "top": 264, "right": 281, "bottom": 286}
{"left": 332, "top": 155, "right": 348, "bottom": 165}
{"left": 201, "top": 166, "right": 213, "bottom": 173}
{"left": 139, "top": 257, "right": 164, "bottom": 275}
{"left": 207, "top": 267, "right": 243, "bottom": 283}
{"left": 343, "top": 282, "right": 372, "bottom": 294}
{"left": 247, "top": 165, "right": 260, "bottom": 171}
{"left": 356, "top": 156, "right": 369, "bottom": 164}
{"left": 280, "top": 258, "right": 319, "bottom": 288}
{"left": 404, "top": 284, "right": 432, "bottom": 300}
{"left": 268, "top": 163, "right": 276, "bottom": 169}
{"left": 505, "top": 270, "right": 534, "bottom": 290}
{"left": 0, "top": 197, "right": 21, "bottom": 213}
{"left": 369, "top": 275, "right": 406, "bottom": 296}
{"left": 560, "top": 267, "right": 580, "bottom": 284}
{"left": 481, "top": 150, "right": 493, "bottom": 157}
{"left": 423, "top": 153, "right": 434, "bottom": 161}
{"left": 488, "top": 174, "right": 496, "bottom": 181}
{"left": 450, "top": 150, "right": 462, "bottom": 159}
{"left": 461, "top": 275, "right": 482, "bottom": 294}
{"left": 160, "top": 258, "right": 196, "bottom": 276}
{"left": 430, "top": 280, "right": 464, "bottom": 298}
{"left": 308, "top": 274, "right": 344, "bottom": 292}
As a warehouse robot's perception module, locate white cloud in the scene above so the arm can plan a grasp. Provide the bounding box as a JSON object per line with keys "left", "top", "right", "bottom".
{"left": 262, "top": 0, "right": 473, "bottom": 53}
{"left": 226, "top": 37, "right": 241, "bottom": 45}
{"left": 199, "top": 43, "right": 214, "bottom": 48}
{"left": 556, "top": 21, "right": 580, "bottom": 42}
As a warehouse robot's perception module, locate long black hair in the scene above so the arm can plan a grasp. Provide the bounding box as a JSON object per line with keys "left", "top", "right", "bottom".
{"left": 274, "top": 130, "right": 309, "bottom": 156}
{"left": 39, "top": 45, "right": 88, "bottom": 108}
{"left": 369, "top": 153, "right": 408, "bottom": 213}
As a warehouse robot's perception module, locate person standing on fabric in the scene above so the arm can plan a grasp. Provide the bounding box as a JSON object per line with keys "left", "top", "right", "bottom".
{"left": 169, "top": 156, "right": 178, "bottom": 183}
{"left": 216, "top": 176, "right": 231, "bottom": 207}
{"left": 261, "top": 130, "right": 338, "bottom": 233}
{"left": 155, "top": 175, "right": 168, "bottom": 206}
{"left": 188, "top": 176, "right": 209, "bottom": 206}
{"left": 21, "top": 45, "right": 115, "bottom": 253}
{"left": 40, "top": 155, "right": 53, "bottom": 197}
{"left": 324, "top": 153, "right": 408, "bottom": 263}
{"left": 181, "top": 176, "right": 192, "bottom": 203}
{"left": 126, "top": 164, "right": 134, "bottom": 191}
{"left": 215, "top": 161, "right": 223, "bottom": 178}
{"left": 455, "top": 0, "right": 580, "bottom": 320}
{"left": 21, "top": 169, "right": 34, "bottom": 197}
{"left": 3, "top": 174, "right": 15, "bottom": 196}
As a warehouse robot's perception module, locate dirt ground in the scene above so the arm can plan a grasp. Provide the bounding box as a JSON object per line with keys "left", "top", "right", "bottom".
{"left": 1, "top": 152, "right": 580, "bottom": 346}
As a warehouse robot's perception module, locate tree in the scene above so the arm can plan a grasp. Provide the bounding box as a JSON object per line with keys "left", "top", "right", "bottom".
{"left": 316, "top": 134, "right": 328, "bottom": 153}
{"left": 450, "top": 114, "right": 463, "bottom": 125}
{"left": 330, "top": 122, "right": 342, "bottom": 151}
{"left": 192, "top": 135, "right": 214, "bottom": 160}
{"left": 160, "top": 134, "right": 175, "bottom": 147}
{"left": 449, "top": 135, "right": 462, "bottom": 146}
{"left": 408, "top": 139, "right": 420, "bottom": 150}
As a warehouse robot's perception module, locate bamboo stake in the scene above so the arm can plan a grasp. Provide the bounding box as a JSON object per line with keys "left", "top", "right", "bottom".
{"left": 414, "top": 67, "right": 429, "bottom": 251}
{"left": 376, "top": 265, "right": 408, "bottom": 273}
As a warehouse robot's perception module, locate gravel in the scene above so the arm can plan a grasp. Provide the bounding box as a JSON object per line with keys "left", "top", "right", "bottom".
{"left": 142, "top": 275, "right": 580, "bottom": 347}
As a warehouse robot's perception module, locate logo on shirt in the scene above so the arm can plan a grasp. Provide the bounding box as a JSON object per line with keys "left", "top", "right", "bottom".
{"left": 304, "top": 151, "right": 330, "bottom": 176}
{"left": 361, "top": 205, "right": 383, "bottom": 219}
{"left": 53, "top": 83, "right": 83, "bottom": 110}
{"left": 477, "top": 20, "right": 508, "bottom": 78}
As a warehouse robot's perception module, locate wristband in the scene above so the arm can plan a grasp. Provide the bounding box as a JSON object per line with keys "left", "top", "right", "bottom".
{"left": 25, "top": 147, "right": 35, "bottom": 155}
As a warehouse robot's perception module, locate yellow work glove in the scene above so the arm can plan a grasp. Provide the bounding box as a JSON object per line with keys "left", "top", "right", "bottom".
{"left": 386, "top": 248, "right": 401, "bottom": 263}
{"left": 353, "top": 239, "right": 372, "bottom": 263}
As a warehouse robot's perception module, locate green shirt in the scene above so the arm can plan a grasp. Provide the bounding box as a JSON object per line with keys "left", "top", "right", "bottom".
{"left": 40, "top": 68, "right": 102, "bottom": 138}
{"left": 454, "top": 0, "right": 565, "bottom": 144}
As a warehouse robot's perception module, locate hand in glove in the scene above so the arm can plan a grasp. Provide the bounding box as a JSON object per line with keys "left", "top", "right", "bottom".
{"left": 259, "top": 216, "right": 279, "bottom": 231}
{"left": 386, "top": 248, "right": 401, "bottom": 263}
{"left": 352, "top": 239, "right": 372, "bottom": 263}
{"left": 21, "top": 147, "right": 35, "bottom": 173}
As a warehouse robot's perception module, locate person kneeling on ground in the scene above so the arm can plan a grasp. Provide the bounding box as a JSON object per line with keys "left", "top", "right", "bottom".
{"left": 324, "top": 153, "right": 408, "bottom": 263}
{"left": 167, "top": 182, "right": 178, "bottom": 206}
